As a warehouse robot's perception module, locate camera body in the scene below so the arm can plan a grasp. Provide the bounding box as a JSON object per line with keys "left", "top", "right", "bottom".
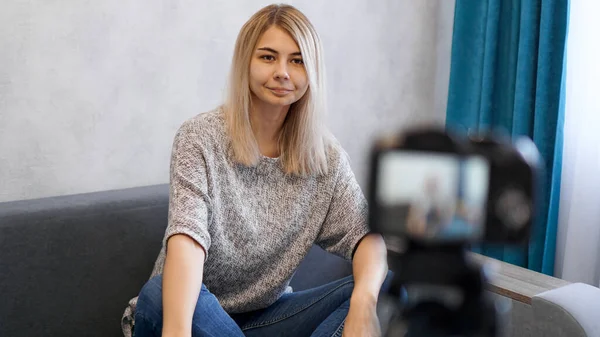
{"left": 368, "top": 126, "right": 541, "bottom": 248}
{"left": 368, "top": 126, "right": 542, "bottom": 337}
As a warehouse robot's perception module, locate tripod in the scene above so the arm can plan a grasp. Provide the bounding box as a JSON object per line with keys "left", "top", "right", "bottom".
{"left": 378, "top": 244, "right": 511, "bottom": 337}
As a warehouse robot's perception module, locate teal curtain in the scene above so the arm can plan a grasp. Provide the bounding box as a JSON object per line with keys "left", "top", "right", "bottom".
{"left": 446, "top": 0, "right": 569, "bottom": 275}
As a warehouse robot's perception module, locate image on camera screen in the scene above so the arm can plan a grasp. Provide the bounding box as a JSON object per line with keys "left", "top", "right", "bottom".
{"left": 376, "top": 151, "right": 490, "bottom": 242}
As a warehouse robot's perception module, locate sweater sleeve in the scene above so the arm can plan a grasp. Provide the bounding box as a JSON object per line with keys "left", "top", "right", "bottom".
{"left": 162, "top": 120, "right": 212, "bottom": 258}
{"left": 316, "top": 149, "right": 371, "bottom": 261}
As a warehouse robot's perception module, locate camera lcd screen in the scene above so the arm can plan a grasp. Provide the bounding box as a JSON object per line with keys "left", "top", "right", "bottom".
{"left": 375, "top": 151, "right": 490, "bottom": 242}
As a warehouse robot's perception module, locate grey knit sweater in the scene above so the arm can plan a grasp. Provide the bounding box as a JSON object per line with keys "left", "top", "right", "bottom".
{"left": 121, "top": 108, "right": 370, "bottom": 336}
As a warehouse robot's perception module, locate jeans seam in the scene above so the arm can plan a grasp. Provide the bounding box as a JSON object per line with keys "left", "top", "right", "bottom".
{"left": 241, "top": 278, "right": 354, "bottom": 330}
{"left": 331, "top": 318, "right": 346, "bottom": 337}
{"left": 134, "top": 312, "right": 160, "bottom": 337}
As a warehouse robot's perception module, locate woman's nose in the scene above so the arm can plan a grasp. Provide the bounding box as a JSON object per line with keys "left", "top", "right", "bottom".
{"left": 274, "top": 62, "right": 290, "bottom": 80}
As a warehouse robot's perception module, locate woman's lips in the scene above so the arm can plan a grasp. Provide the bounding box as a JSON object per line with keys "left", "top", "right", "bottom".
{"left": 268, "top": 87, "right": 293, "bottom": 96}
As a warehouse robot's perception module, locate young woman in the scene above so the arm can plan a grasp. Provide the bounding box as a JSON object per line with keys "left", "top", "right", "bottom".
{"left": 122, "top": 4, "right": 388, "bottom": 337}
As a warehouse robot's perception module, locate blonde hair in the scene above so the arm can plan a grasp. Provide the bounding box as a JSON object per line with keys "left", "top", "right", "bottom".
{"left": 223, "top": 4, "right": 331, "bottom": 176}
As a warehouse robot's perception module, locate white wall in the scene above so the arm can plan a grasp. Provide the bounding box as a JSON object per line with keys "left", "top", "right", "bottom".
{"left": 554, "top": 0, "right": 600, "bottom": 285}
{"left": 0, "top": 0, "right": 455, "bottom": 202}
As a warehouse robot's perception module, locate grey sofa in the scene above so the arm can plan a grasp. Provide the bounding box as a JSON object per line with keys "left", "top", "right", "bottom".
{"left": 2, "top": 184, "right": 600, "bottom": 337}
{"left": 0, "top": 185, "right": 354, "bottom": 337}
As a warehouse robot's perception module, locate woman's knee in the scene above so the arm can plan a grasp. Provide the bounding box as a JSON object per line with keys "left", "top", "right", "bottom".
{"left": 136, "top": 275, "right": 165, "bottom": 322}
{"left": 326, "top": 275, "right": 355, "bottom": 305}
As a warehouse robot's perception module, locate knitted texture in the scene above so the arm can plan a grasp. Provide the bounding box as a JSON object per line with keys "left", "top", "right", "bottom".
{"left": 121, "top": 108, "right": 369, "bottom": 336}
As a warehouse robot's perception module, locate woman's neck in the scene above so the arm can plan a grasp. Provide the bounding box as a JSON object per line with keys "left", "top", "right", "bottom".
{"left": 250, "top": 101, "right": 290, "bottom": 158}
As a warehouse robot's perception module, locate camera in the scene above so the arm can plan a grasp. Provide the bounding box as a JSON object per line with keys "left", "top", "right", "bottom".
{"left": 368, "top": 126, "right": 542, "bottom": 337}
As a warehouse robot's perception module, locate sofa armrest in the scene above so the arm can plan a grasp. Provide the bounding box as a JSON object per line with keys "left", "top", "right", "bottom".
{"left": 532, "top": 283, "right": 600, "bottom": 337}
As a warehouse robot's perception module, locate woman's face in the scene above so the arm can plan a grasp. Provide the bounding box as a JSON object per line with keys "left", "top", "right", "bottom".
{"left": 249, "top": 25, "right": 309, "bottom": 109}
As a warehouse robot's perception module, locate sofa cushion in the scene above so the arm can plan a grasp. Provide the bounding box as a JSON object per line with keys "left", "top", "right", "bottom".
{"left": 291, "top": 245, "right": 353, "bottom": 291}
{"left": 0, "top": 185, "right": 169, "bottom": 337}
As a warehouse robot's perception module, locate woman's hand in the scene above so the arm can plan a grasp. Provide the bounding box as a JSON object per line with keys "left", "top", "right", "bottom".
{"left": 342, "top": 294, "right": 381, "bottom": 337}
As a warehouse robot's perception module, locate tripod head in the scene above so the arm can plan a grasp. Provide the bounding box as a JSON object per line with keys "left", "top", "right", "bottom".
{"left": 368, "top": 126, "right": 542, "bottom": 336}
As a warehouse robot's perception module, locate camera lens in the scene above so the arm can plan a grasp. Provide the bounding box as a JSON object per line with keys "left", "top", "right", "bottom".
{"left": 495, "top": 188, "right": 531, "bottom": 230}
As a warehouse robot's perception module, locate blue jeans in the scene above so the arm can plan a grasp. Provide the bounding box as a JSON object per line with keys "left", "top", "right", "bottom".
{"left": 134, "top": 275, "right": 355, "bottom": 337}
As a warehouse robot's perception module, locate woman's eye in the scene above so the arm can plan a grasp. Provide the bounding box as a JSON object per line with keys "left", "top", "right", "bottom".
{"left": 292, "top": 59, "right": 304, "bottom": 65}
{"left": 261, "top": 55, "right": 275, "bottom": 61}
